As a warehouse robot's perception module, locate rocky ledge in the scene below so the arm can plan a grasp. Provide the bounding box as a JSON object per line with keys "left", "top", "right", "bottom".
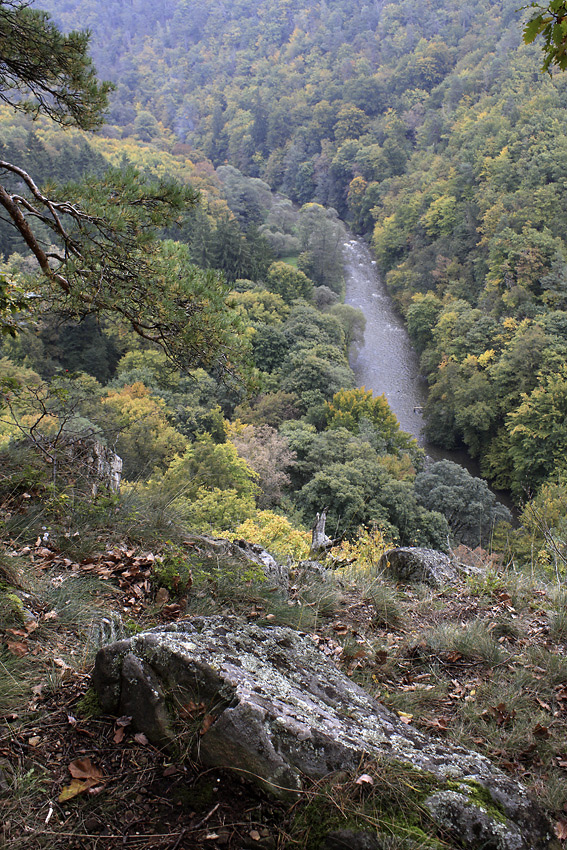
{"left": 92, "top": 617, "right": 554, "bottom": 849}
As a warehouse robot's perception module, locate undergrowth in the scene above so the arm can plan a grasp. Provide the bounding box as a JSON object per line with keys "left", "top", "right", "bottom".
{"left": 1, "top": 462, "right": 567, "bottom": 847}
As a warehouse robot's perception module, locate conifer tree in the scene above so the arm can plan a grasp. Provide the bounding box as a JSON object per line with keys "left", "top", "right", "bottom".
{"left": 0, "top": 1, "right": 245, "bottom": 375}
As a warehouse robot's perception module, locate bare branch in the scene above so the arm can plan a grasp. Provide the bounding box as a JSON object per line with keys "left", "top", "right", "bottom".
{"left": 0, "top": 181, "right": 70, "bottom": 291}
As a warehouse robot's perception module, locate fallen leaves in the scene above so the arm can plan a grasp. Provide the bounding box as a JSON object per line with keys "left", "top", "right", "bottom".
{"left": 58, "top": 779, "right": 93, "bottom": 802}
{"left": 178, "top": 699, "right": 207, "bottom": 720}
{"left": 177, "top": 700, "right": 217, "bottom": 735}
{"left": 445, "top": 650, "right": 463, "bottom": 664}
{"left": 200, "top": 714, "right": 216, "bottom": 735}
{"left": 310, "top": 632, "right": 343, "bottom": 659}
{"left": 68, "top": 758, "right": 104, "bottom": 781}
{"left": 113, "top": 715, "right": 132, "bottom": 744}
{"left": 397, "top": 711, "right": 414, "bottom": 724}
{"left": 555, "top": 684, "right": 567, "bottom": 712}
{"left": 154, "top": 587, "right": 170, "bottom": 607}
{"left": 58, "top": 758, "right": 104, "bottom": 802}
{"left": 6, "top": 640, "right": 28, "bottom": 657}
{"left": 31, "top": 545, "right": 164, "bottom": 617}
{"left": 419, "top": 716, "right": 450, "bottom": 734}
{"left": 482, "top": 703, "right": 516, "bottom": 727}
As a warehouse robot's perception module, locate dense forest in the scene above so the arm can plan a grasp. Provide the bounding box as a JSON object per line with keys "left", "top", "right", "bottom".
{"left": 2, "top": 0, "right": 567, "bottom": 569}
{"left": 35, "top": 0, "right": 567, "bottom": 507}
{"left": 5, "top": 3, "right": 567, "bottom": 848}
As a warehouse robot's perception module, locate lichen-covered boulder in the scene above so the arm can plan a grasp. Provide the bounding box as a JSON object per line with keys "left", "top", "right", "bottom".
{"left": 92, "top": 617, "right": 553, "bottom": 849}
{"left": 378, "top": 547, "right": 456, "bottom": 588}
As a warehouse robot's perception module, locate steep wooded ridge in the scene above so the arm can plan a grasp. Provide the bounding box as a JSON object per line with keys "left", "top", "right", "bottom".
{"left": 36, "top": 0, "right": 567, "bottom": 505}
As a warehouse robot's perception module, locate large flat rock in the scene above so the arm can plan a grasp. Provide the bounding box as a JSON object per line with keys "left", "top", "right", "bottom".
{"left": 92, "top": 617, "right": 553, "bottom": 849}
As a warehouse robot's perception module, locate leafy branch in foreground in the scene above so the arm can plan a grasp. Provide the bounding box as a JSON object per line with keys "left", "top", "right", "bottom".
{"left": 0, "top": 2, "right": 248, "bottom": 378}
{"left": 523, "top": 1, "right": 567, "bottom": 72}
{"left": 0, "top": 161, "right": 248, "bottom": 374}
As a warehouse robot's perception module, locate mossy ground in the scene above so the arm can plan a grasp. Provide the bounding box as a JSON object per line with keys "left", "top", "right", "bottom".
{"left": 287, "top": 760, "right": 448, "bottom": 849}
{"left": 445, "top": 779, "right": 508, "bottom": 825}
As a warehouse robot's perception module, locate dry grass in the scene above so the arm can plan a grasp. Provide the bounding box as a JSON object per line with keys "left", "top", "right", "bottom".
{"left": 2, "top": 507, "right": 567, "bottom": 847}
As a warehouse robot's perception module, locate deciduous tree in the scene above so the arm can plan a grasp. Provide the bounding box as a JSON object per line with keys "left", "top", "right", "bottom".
{"left": 523, "top": 1, "right": 567, "bottom": 72}
{"left": 414, "top": 459, "right": 511, "bottom": 547}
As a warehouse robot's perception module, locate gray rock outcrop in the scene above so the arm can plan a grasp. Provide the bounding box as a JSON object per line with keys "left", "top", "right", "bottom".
{"left": 183, "top": 534, "right": 289, "bottom": 590}
{"left": 92, "top": 616, "right": 552, "bottom": 849}
{"left": 65, "top": 438, "right": 122, "bottom": 494}
{"left": 231, "top": 538, "right": 289, "bottom": 589}
{"left": 378, "top": 547, "right": 457, "bottom": 588}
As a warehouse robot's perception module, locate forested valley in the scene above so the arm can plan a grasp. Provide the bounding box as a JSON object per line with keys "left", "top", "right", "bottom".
{"left": 3, "top": 1, "right": 567, "bottom": 848}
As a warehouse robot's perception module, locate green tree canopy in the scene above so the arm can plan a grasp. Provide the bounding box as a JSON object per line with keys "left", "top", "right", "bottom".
{"left": 414, "top": 460, "right": 511, "bottom": 547}
{"left": 324, "top": 387, "right": 419, "bottom": 458}
{"left": 507, "top": 364, "right": 567, "bottom": 495}
{"left": 265, "top": 261, "right": 313, "bottom": 304}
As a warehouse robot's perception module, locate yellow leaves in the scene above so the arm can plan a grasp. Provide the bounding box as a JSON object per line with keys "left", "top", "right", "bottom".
{"left": 377, "top": 452, "right": 416, "bottom": 482}
{"left": 102, "top": 382, "right": 188, "bottom": 479}
{"left": 58, "top": 759, "right": 104, "bottom": 802}
{"left": 325, "top": 387, "right": 401, "bottom": 443}
{"left": 234, "top": 511, "right": 311, "bottom": 562}
{"left": 87, "top": 133, "right": 197, "bottom": 184}
{"left": 397, "top": 711, "right": 414, "bottom": 725}
{"left": 478, "top": 349, "right": 496, "bottom": 368}
{"left": 347, "top": 176, "right": 368, "bottom": 202}
{"left": 58, "top": 779, "right": 93, "bottom": 802}
{"left": 330, "top": 527, "right": 389, "bottom": 575}
{"left": 105, "top": 380, "right": 150, "bottom": 403}
{"left": 421, "top": 194, "right": 457, "bottom": 237}
{"left": 185, "top": 486, "right": 257, "bottom": 532}
{"left": 227, "top": 288, "right": 289, "bottom": 325}
{"left": 462, "top": 354, "right": 479, "bottom": 369}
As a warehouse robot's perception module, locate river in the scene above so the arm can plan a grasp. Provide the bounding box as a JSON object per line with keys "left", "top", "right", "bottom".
{"left": 343, "top": 237, "right": 428, "bottom": 442}
{"left": 342, "top": 236, "right": 516, "bottom": 512}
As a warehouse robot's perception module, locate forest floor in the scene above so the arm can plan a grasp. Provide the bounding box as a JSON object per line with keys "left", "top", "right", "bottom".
{"left": 2, "top": 527, "right": 567, "bottom": 849}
